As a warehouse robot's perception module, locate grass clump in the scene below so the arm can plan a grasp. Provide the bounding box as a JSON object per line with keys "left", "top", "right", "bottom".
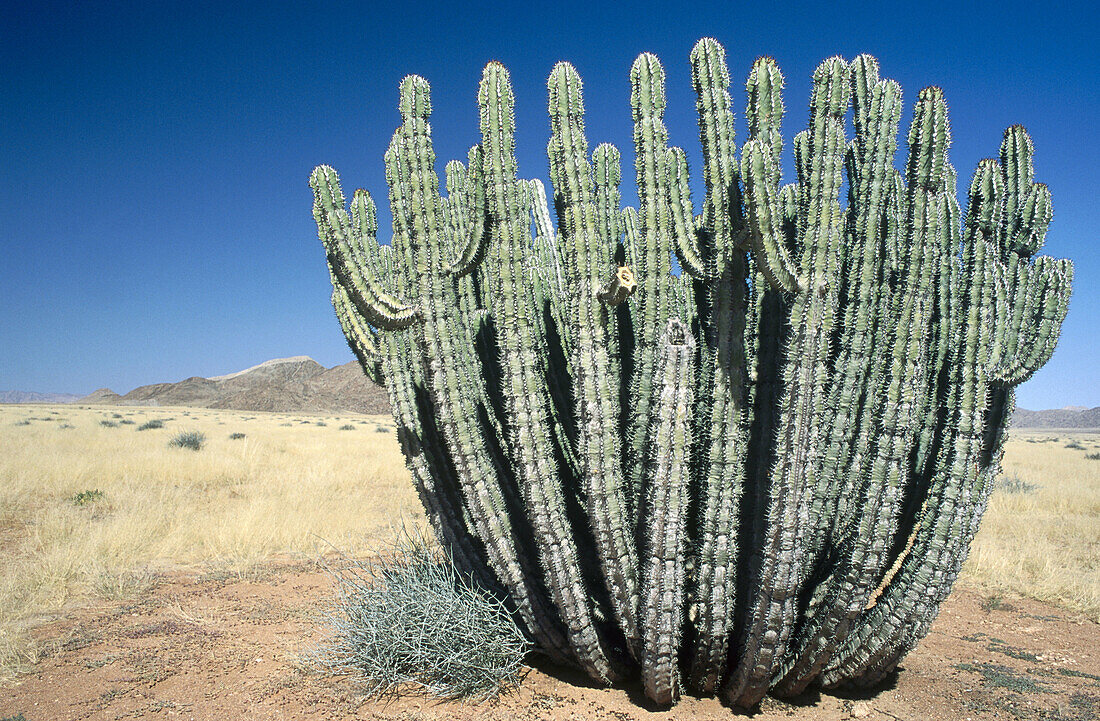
{"left": 339, "top": 424, "right": 356, "bottom": 431}
{"left": 137, "top": 419, "right": 164, "bottom": 431}
{"left": 980, "top": 594, "right": 1007, "bottom": 612}
{"left": 70, "top": 489, "right": 105, "bottom": 506}
{"left": 169, "top": 431, "right": 205, "bottom": 451}
{"left": 994, "top": 474, "right": 1038, "bottom": 495}
{"left": 1066, "top": 441, "right": 1086, "bottom": 450}
{"left": 309, "top": 527, "right": 528, "bottom": 701}
{"left": 954, "top": 662, "right": 1046, "bottom": 694}
{"left": 1057, "top": 667, "right": 1100, "bottom": 683}
{"left": 1086, "top": 453, "right": 1100, "bottom": 461}
{"left": 99, "top": 420, "right": 118, "bottom": 428}
{"left": 229, "top": 432, "right": 246, "bottom": 440}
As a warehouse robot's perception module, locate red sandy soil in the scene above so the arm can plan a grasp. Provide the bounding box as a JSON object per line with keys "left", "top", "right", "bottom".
{"left": 2, "top": 562, "right": 1097, "bottom": 721}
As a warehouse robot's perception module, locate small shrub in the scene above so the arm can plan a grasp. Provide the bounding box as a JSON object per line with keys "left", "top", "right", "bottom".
{"left": 375, "top": 425, "right": 389, "bottom": 433}
{"left": 71, "top": 489, "right": 105, "bottom": 506}
{"left": 316, "top": 421, "right": 327, "bottom": 427}
{"left": 169, "top": 431, "right": 205, "bottom": 451}
{"left": 980, "top": 594, "right": 1006, "bottom": 612}
{"left": 1065, "top": 441, "right": 1086, "bottom": 450}
{"left": 14, "top": 419, "right": 30, "bottom": 426}
{"left": 119, "top": 419, "right": 135, "bottom": 425}
{"left": 99, "top": 420, "right": 118, "bottom": 428}
{"left": 137, "top": 419, "right": 164, "bottom": 431}
{"left": 995, "top": 474, "right": 1038, "bottom": 495}
{"left": 954, "top": 662, "right": 1046, "bottom": 693}
{"left": 90, "top": 565, "right": 154, "bottom": 600}
{"left": 1057, "top": 667, "right": 1100, "bottom": 683}
{"left": 1086, "top": 453, "right": 1100, "bottom": 461}
{"left": 58, "top": 423, "right": 74, "bottom": 430}
{"left": 339, "top": 424, "right": 356, "bottom": 431}
{"left": 308, "top": 527, "right": 528, "bottom": 700}
{"left": 112, "top": 413, "right": 123, "bottom": 419}
{"left": 229, "top": 432, "right": 246, "bottom": 440}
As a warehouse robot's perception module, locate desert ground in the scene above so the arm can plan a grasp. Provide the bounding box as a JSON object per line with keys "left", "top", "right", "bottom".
{"left": 1, "top": 404, "right": 1097, "bottom": 720}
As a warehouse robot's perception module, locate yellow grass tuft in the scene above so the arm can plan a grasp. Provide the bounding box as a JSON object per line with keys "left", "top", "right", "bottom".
{"left": 962, "top": 430, "right": 1100, "bottom": 622}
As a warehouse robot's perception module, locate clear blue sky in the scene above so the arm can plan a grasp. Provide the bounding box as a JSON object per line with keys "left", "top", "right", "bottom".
{"left": 2, "top": 0, "right": 1096, "bottom": 409}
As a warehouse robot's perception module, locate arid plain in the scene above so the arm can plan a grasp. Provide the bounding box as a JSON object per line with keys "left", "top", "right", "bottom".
{"left": 1, "top": 403, "right": 1097, "bottom": 719}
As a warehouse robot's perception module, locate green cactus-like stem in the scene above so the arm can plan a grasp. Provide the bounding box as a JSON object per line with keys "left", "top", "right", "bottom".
{"left": 387, "top": 76, "right": 577, "bottom": 665}
{"left": 665, "top": 147, "right": 706, "bottom": 280}
{"left": 332, "top": 284, "right": 383, "bottom": 384}
{"left": 311, "top": 166, "right": 421, "bottom": 330}
{"left": 774, "top": 57, "right": 907, "bottom": 695}
{"left": 684, "top": 37, "right": 751, "bottom": 693}
{"left": 799, "top": 57, "right": 901, "bottom": 565}
{"left": 823, "top": 142, "right": 997, "bottom": 684}
{"left": 824, "top": 125, "right": 1073, "bottom": 689}
{"left": 323, "top": 179, "right": 492, "bottom": 591}
{"left": 481, "top": 62, "right": 620, "bottom": 680}
{"left": 741, "top": 140, "right": 802, "bottom": 292}
{"left": 984, "top": 125, "right": 1072, "bottom": 386}
{"left": 548, "top": 61, "right": 641, "bottom": 661}
{"left": 446, "top": 144, "right": 489, "bottom": 277}
{"left": 727, "top": 56, "right": 850, "bottom": 709}
{"left": 625, "top": 53, "right": 678, "bottom": 518}
{"left": 640, "top": 318, "right": 695, "bottom": 705}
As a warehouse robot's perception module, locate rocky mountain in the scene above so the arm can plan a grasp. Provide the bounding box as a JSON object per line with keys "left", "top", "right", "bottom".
{"left": 78, "top": 357, "right": 389, "bottom": 415}
{"left": 0, "top": 390, "right": 82, "bottom": 404}
{"left": 1012, "top": 406, "right": 1100, "bottom": 429}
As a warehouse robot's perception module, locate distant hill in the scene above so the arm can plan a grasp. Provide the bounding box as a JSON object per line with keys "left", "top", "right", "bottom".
{"left": 0, "top": 390, "right": 82, "bottom": 404}
{"left": 15, "top": 360, "right": 1094, "bottom": 426}
{"left": 1012, "top": 406, "right": 1100, "bottom": 429}
{"left": 81, "top": 389, "right": 124, "bottom": 404}
{"left": 77, "top": 357, "right": 390, "bottom": 415}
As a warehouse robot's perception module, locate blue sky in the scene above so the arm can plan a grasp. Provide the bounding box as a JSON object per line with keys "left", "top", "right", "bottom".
{"left": 2, "top": 0, "right": 1096, "bottom": 409}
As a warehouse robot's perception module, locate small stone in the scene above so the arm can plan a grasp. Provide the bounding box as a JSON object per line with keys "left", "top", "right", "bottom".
{"left": 851, "top": 701, "right": 872, "bottom": 718}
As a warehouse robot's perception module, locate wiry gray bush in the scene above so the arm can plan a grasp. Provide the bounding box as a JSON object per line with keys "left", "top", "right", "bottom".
{"left": 994, "top": 474, "right": 1038, "bottom": 495}
{"left": 309, "top": 527, "right": 528, "bottom": 700}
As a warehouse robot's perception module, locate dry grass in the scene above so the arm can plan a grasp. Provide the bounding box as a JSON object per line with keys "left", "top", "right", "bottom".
{"left": 961, "top": 430, "right": 1100, "bottom": 622}
{"left": 0, "top": 404, "right": 419, "bottom": 680}
{"left": 0, "top": 404, "right": 1097, "bottom": 681}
